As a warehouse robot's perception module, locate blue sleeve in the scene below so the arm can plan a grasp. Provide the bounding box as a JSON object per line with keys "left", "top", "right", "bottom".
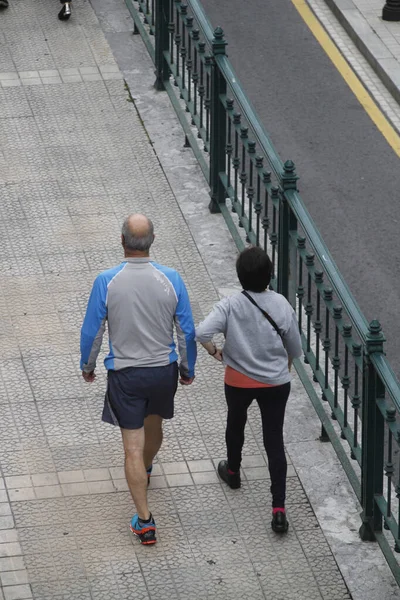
{"left": 174, "top": 274, "right": 197, "bottom": 378}
{"left": 80, "top": 275, "right": 108, "bottom": 371}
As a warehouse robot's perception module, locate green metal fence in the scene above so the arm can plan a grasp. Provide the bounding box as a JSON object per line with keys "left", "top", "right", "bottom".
{"left": 126, "top": 0, "right": 400, "bottom": 583}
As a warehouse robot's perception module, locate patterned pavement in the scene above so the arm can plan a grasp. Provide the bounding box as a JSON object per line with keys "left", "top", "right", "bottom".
{"left": 0, "top": 1, "right": 352, "bottom": 599}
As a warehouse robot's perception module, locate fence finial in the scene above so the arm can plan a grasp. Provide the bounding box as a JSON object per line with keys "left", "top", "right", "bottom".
{"left": 281, "top": 159, "right": 299, "bottom": 191}
{"left": 366, "top": 320, "right": 386, "bottom": 353}
{"left": 212, "top": 27, "right": 227, "bottom": 55}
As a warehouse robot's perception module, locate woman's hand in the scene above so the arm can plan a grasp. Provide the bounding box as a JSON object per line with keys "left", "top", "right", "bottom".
{"left": 201, "top": 341, "right": 223, "bottom": 362}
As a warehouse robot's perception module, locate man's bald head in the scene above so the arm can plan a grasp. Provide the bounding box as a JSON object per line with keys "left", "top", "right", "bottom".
{"left": 121, "top": 214, "right": 154, "bottom": 255}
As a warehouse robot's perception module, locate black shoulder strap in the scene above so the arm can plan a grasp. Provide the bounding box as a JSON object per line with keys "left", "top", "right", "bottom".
{"left": 241, "top": 291, "right": 283, "bottom": 339}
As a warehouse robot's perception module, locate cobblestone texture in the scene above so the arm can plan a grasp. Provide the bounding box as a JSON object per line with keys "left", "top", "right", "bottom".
{"left": 0, "top": 1, "right": 353, "bottom": 599}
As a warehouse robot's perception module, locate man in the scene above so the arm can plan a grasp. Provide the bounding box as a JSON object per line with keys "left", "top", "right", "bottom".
{"left": 80, "top": 214, "right": 196, "bottom": 545}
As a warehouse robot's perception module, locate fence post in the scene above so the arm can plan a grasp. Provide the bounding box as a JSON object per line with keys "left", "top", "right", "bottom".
{"left": 383, "top": 0, "right": 400, "bottom": 21}
{"left": 278, "top": 160, "right": 298, "bottom": 303}
{"left": 209, "top": 27, "right": 227, "bottom": 213}
{"left": 359, "top": 320, "right": 386, "bottom": 541}
{"left": 154, "top": 0, "right": 170, "bottom": 90}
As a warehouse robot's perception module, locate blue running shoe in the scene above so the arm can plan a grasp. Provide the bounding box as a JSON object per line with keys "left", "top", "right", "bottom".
{"left": 146, "top": 465, "right": 153, "bottom": 487}
{"left": 130, "top": 513, "right": 157, "bottom": 545}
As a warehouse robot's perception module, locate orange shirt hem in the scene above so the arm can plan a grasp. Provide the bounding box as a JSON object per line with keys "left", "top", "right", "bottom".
{"left": 224, "top": 365, "right": 277, "bottom": 388}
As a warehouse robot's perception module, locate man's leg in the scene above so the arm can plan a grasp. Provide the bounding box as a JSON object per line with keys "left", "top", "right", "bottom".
{"left": 143, "top": 363, "right": 178, "bottom": 476}
{"left": 121, "top": 427, "right": 150, "bottom": 520}
{"left": 143, "top": 414, "right": 163, "bottom": 470}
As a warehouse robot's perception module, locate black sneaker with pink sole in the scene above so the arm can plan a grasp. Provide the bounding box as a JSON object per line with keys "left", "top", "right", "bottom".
{"left": 217, "top": 460, "right": 241, "bottom": 489}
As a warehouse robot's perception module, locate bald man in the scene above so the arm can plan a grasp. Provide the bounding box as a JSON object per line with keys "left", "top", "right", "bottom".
{"left": 80, "top": 214, "right": 197, "bottom": 544}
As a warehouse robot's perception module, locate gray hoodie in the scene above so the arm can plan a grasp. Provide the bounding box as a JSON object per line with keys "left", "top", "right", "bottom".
{"left": 195, "top": 290, "right": 302, "bottom": 385}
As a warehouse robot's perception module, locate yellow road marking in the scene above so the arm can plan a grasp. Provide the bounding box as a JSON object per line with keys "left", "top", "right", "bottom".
{"left": 291, "top": 0, "right": 400, "bottom": 156}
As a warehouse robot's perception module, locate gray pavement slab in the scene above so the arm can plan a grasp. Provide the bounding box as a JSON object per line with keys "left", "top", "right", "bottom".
{"left": 321, "top": 0, "right": 400, "bottom": 103}
{"left": 0, "top": 0, "right": 397, "bottom": 599}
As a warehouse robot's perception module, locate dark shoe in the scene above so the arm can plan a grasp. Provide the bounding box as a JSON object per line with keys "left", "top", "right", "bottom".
{"left": 58, "top": 2, "right": 71, "bottom": 20}
{"left": 271, "top": 510, "right": 289, "bottom": 533}
{"left": 0, "top": 1, "right": 9, "bottom": 8}
{"left": 217, "top": 460, "right": 241, "bottom": 489}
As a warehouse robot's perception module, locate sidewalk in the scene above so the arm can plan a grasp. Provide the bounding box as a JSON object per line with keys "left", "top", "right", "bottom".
{"left": 319, "top": 0, "right": 400, "bottom": 104}
{"left": 0, "top": 1, "right": 397, "bottom": 599}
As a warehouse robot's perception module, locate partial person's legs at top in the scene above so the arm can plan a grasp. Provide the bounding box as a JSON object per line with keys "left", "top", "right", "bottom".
{"left": 58, "top": 0, "right": 72, "bottom": 21}
{"left": 256, "top": 382, "right": 290, "bottom": 532}
{"left": 218, "top": 385, "right": 253, "bottom": 489}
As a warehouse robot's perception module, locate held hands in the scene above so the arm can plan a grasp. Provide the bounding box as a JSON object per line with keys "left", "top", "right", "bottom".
{"left": 207, "top": 344, "right": 223, "bottom": 362}
{"left": 179, "top": 375, "right": 195, "bottom": 386}
{"left": 200, "top": 341, "right": 223, "bottom": 361}
{"left": 82, "top": 370, "right": 96, "bottom": 383}
{"left": 211, "top": 348, "right": 223, "bottom": 362}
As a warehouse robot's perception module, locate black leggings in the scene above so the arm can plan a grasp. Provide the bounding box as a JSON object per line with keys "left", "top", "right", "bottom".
{"left": 225, "top": 382, "right": 290, "bottom": 508}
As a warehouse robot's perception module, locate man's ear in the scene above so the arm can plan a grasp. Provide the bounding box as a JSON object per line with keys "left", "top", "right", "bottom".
{"left": 121, "top": 234, "right": 125, "bottom": 248}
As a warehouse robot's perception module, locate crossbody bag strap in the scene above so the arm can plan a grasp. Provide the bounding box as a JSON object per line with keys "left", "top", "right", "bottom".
{"left": 241, "top": 290, "right": 283, "bottom": 339}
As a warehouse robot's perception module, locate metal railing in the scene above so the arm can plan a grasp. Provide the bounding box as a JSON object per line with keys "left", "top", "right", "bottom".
{"left": 126, "top": 0, "right": 400, "bottom": 583}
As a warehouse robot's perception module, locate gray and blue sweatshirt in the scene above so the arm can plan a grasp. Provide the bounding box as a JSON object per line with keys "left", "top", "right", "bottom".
{"left": 196, "top": 290, "right": 302, "bottom": 385}
{"left": 80, "top": 257, "right": 197, "bottom": 377}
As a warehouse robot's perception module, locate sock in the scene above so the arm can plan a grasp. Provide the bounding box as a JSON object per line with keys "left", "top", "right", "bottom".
{"left": 146, "top": 465, "right": 153, "bottom": 475}
{"left": 272, "top": 507, "right": 285, "bottom": 515}
{"left": 138, "top": 513, "right": 153, "bottom": 524}
{"left": 228, "top": 468, "right": 238, "bottom": 475}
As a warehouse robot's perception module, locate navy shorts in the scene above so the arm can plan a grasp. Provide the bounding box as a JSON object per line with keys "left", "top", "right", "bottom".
{"left": 102, "top": 363, "right": 178, "bottom": 430}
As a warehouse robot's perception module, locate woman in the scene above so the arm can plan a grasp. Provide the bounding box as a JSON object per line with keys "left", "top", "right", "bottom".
{"left": 195, "top": 246, "right": 302, "bottom": 533}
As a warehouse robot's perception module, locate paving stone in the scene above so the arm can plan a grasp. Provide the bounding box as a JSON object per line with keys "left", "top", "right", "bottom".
{"left": 0, "top": 532, "right": 18, "bottom": 545}
{"left": 0, "top": 557, "right": 25, "bottom": 573}
{"left": 191, "top": 471, "right": 220, "bottom": 485}
{"left": 0, "top": 570, "right": 29, "bottom": 586}
{"left": 162, "top": 462, "right": 189, "bottom": 475}
{"left": 2, "top": 585, "right": 32, "bottom": 600}
{"left": 0, "top": 543, "right": 22, "bottom": 558}
{"left": 8, "top": 490, "right": 36, "bottom": 503}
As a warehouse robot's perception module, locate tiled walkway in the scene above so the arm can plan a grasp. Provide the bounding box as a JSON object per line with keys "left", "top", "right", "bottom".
{"left": 0, "top": 1, "right": 353, "bottom": 599}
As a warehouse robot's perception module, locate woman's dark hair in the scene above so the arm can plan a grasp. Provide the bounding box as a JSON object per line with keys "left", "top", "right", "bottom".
{"left": 236, "top": 246, "right": 272, "bottom": 292}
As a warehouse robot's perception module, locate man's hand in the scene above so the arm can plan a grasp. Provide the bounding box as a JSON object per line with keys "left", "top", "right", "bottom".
{"left": 179, "top": 375, "right": 194, "bottom": 386}
{"left": 212, "top": 349, "right": 223, "bottom": 362}
{"left": 82, "top": 370, "right": 96, "bottom": 383}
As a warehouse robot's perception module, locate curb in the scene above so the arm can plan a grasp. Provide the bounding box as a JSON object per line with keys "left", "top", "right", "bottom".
{"left": 322, "top": 0, "right": 400, "bottom": 105}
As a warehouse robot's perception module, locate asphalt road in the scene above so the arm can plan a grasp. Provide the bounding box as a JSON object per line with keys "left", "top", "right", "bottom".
{"left": 201, "top": 0, "right": 400, "bottom": 369}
